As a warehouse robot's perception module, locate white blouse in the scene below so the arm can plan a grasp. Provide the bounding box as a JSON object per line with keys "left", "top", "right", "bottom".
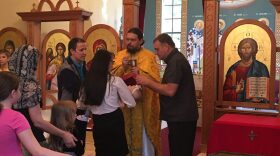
{"left": 78, "top": 76, "right": 136, "bottom": 115}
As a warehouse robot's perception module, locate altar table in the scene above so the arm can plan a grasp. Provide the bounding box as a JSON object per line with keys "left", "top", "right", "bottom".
{"left": 207, "top": 114, "right": 280, "bottom": 156}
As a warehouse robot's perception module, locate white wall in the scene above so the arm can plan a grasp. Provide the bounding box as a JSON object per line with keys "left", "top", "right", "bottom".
{"left": 0, "top": 0, "right": 122, "bottom": 40}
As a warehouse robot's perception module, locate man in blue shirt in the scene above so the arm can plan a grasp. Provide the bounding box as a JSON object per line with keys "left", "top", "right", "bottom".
{"left": 57, "top": 37, "right": 88, "bottom": 151}
{"left": 58, "top": 37, "right": 87, "bottom": 101}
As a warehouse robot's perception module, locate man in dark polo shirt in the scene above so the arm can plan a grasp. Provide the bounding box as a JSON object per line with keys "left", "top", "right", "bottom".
{"left": 136, "top": 33, "right": 198, "bottom": 156}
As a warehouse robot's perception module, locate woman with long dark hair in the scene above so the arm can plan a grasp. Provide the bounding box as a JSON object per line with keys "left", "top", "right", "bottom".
{"left": 79, "top": 49, "right": 136, "bottom": 156}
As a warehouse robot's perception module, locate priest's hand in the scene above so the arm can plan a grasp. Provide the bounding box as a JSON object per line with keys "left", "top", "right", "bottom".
{"left": 131, "top": 66, "right": 139, "bottom": 74}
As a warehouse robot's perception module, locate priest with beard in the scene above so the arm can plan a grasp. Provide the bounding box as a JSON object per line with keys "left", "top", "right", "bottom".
{"left": 112, "top": 27, "right": 161, "bottom": 156}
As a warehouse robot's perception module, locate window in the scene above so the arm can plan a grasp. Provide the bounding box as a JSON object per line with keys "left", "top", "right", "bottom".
{"left": 158, "top": 0, "right": 182, "bottom": 75}
{"left": 161, "top": 0, "right": 182, "bottom": 50}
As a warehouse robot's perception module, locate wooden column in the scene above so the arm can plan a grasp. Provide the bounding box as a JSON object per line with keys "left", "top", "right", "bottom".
{"left": 123, "top": 0, "right": 139, "bottom": 48}
{"left": 201, "top": 0, "right": 219, "bottom": 152}
{"left": 27, "top": 21, "right": 42, "bottom": 81}
{"left": 271, "top": 0, "right": 280, "bottom": 13}
{"left": 69, "top": 19, "right": 84, "bottom": 38}
{"left": 27, "top": 21, "right": 41, "bottom": 48}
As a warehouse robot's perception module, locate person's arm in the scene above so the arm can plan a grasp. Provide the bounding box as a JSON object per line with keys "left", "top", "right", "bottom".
{"left": 116, "top": 77, "right": 136, "bottom": 107}
{"left": 136, "top": 74, "right": 178, "bottom": 97}
{"left": 135, "top": 52, "right": 161, "bottom": 82}
{"left": 18, "top": 129, "right": 69, "bottom": 156}
{"left": 28, "top": 105, "right": 77, "bottom": 147}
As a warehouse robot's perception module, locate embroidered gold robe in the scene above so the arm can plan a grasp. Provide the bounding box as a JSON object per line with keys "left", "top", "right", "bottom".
{"left": 112, "top": 48, "right": 161, "bottom": 156}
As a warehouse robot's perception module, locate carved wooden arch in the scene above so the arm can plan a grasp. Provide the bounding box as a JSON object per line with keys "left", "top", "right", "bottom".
{"left": 37, "top": 0, "right": 74, "bottom": 12}
{"left": 56, "top": 0, "right": 74, "bottom": 11}
{"left": 218, "top": 19, "right": 277, "bottom": 111}
{"left": 37, "top": 0, "right": 56, "bottom": 11}
{"left": 41, "top": 29, "right": 71, "bottom": 109}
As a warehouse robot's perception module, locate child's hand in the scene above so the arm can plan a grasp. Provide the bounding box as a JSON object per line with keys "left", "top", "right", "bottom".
{"left": 128, "top": 85, "right": 142, "bottom": 100}
{"left": 128, "top": 85, "right": 135, "bottom": 92}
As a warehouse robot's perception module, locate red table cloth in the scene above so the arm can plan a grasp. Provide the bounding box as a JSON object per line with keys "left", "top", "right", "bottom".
{"left": 207, "top": 114, "right": 280, "bottom": 156}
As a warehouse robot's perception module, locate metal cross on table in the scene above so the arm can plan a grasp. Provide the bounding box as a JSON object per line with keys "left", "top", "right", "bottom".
{"left": 248, "top": 130, "right": 257, "bottom": 141}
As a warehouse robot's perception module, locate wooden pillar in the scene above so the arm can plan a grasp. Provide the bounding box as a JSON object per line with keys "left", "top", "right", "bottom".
{"left": 69, "top": 19, "right": 84, "bottom": 38}
{"left": 27, "top": 21, "right": 42, "bottom": 84}
{"left": 123, "top": 0, "right": 139, "bottom": 48}
{"left": 201, "top": 0, "right": 219, "bottom": 152}
{"left": 27, "top": 21, "right": 41, "bottom": 48}
{"left": 271, "top": 0, "right": 280, "bottom": 13}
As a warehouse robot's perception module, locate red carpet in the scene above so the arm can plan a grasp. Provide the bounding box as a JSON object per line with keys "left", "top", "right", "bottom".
{"left": 161, "top": 127, "right": 201, "bottom": 156}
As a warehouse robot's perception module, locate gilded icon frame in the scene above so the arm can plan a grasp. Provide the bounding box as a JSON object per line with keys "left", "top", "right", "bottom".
{"left": 0, "top": 27, "right": 26, "bottom": 53}
{"left": 218, "top": 19, "right": 276, "bottom": 109}
{"left": 41, "top": 29, "right": 71, "bottom": 107}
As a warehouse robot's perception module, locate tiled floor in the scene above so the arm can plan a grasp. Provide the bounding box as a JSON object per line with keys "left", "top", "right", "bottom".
{"left": 84, "top": 131, "right": 95, "bottom": 156}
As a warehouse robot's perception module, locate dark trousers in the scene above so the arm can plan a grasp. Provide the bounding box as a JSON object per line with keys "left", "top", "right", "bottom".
{"left": 75, "top": 109, "right": 87, "bottom": 150}
{"left": 92, "top": 108, "right": 128, "bottom": 156}
{"left": 167, "top": 121, "right": 197, "bottom": 156}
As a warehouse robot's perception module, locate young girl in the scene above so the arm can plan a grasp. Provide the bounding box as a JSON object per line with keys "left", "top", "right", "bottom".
{"left": 0, "top": 71, "right": 69, "bottom": 156}
{"left": 48, "top": 100, "right": 84, "bottom": 156}
{"left": 0, "top": 49, "right": 10, "bottom": 71}
{"left": 79, "top": 49, "right": 136, "bottom": 156}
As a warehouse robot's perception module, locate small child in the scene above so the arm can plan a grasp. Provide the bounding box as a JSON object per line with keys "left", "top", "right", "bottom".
{"left": 0, "top": 71, "right": 68, "bottom": 156}
{"left": 0, "top": 49, "right": 10, "bottom": 71}
{"left": 48, "top": 100, "right": 85, "bottom": 156}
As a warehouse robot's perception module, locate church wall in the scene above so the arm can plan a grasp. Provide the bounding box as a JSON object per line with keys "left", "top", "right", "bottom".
{"left": 143, "top": 0, "right": 156, "bottom": 51}
{"left": 0, "top": 0, "right": 122, "bottom": 40}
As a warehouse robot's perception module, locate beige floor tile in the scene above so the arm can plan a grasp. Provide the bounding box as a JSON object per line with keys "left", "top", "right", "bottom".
{"left": 84, "top": 131, "right": 95, "bottom": 156}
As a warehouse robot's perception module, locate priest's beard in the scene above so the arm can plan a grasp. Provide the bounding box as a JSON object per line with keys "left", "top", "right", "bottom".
{"left": 127, "top": 46, "right": 141, "bottom": 54}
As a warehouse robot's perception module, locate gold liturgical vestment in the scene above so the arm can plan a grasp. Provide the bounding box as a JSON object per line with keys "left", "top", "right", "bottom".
{"left": 112, "top": 48, "right": 161, "bottom": 156}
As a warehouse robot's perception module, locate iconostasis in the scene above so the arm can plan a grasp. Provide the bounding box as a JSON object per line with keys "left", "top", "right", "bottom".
{"left": 40, "top": 25, "right": 120, "bottom": 108}
{"left": 2, "top": 0, "right": 121, "bottom": 108}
